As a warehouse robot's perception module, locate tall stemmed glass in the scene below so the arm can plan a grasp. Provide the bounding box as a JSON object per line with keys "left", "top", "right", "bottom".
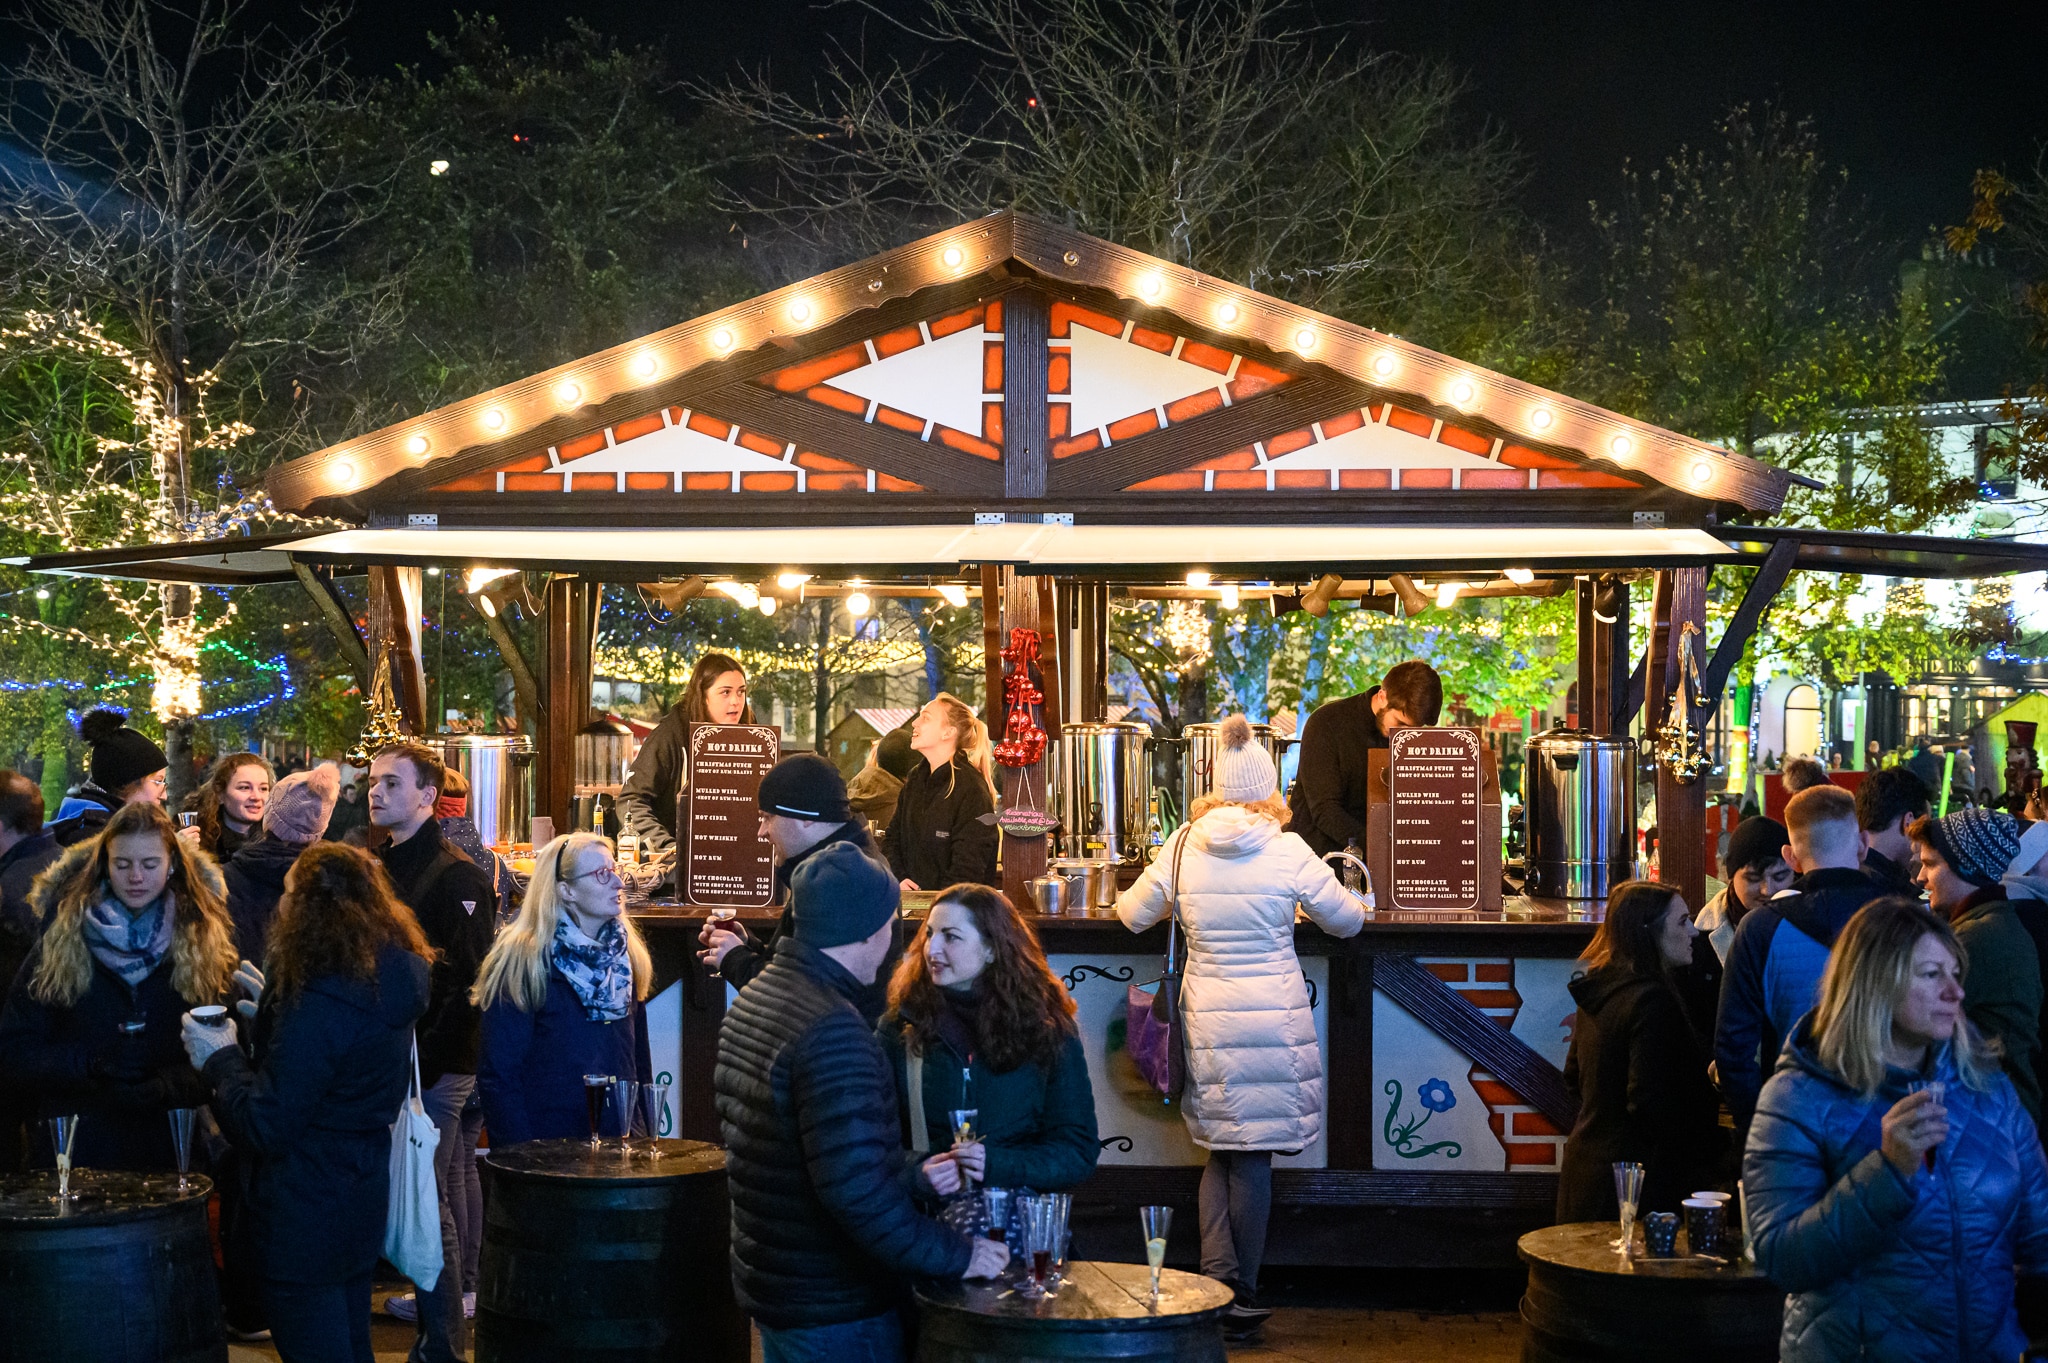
{"left": 47, "top": 1116, "right": 81, "bottom": 1202}
{"left": 1140, "top": 1205, "right": 1173, "bottom": 1301}
{"left": 638, "top": 1081, "right": 670, "bottom": 1158}
{"left": 168, "top": 1109, "right": 199, "bottom": 1191}
{"left": 609, "top": 1079, "right": 640, "bottom": 1152}
{"left": 1612, "top": 1162, "right": 1645, "bottom": 1252}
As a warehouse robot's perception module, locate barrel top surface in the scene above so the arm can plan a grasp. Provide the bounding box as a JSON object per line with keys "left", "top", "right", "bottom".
{"left": 916, "top": 1261, "right": 1232, "bottom": 1325}
{"left": 485, "top": 1137, "right": 725, "bottom": 1183}
{"left": 1520, "top": 1222, "right": 1774, "bottom": 1282}
{"left": 0, "top": 1169, "right": 212, "bottom": 1224}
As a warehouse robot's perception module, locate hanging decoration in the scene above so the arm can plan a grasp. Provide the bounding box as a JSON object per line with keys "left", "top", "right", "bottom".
{"left": 1653, "top": 620, "right": 1709, "bottom": 784}
{"left": 346, "top": 648, "right": 409, "bottom": 767}
{"left": 1160, "top": 599, "right": 1211, "bottom": 660}
{"left": 993, "top": 627, "right": 1048, "bottom": 767}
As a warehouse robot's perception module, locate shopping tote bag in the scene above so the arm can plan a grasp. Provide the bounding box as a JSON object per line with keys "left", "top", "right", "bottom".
{"left": 385, "top": 1033, "right": 444, "bottom": 1292}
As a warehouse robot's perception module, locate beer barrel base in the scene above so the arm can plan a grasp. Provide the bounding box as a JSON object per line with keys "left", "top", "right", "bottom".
{"left": 915, "top": 1262, "right": 1231, "bottom": 1363}
{"left": 0, "top": 1171, "right": 224, "bottom": 1363}
{"left": 477, "top": 1139, "right": 746, "bottom": 1363}
{"left": 1517, "top": 1224, "right": 1781, "bottom": 1363}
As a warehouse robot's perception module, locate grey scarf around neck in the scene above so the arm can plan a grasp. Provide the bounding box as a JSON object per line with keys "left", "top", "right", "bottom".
{"left": 552, "top": 915, "right": 634, "bottom": 1022}
{"left": 81, "top": 891, "right": 176, "bottom": 988}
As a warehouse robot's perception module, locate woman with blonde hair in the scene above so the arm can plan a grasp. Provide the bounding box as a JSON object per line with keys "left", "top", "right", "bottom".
{"left": 1746, "top": 896, "right": 2048, "bottom": 1362}
{"left": 475, "top": 833, "right": 653, "bottom": 1146}
{"left": 0, "top": 800, "right": 237, "bottom": 1169}
{"left": 1115, "top": 715, "right": 1364, "bottom": 1340}
{"left": 885, "top": 691, "right": 998, "bottom": 891}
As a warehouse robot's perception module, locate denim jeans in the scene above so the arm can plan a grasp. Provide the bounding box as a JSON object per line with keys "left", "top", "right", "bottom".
{"left": 758, "top": 1311, "right": 905, "bottom": 1363}
{"left": 266, "top": 1273, "right": 373, "bottom": 1363}
{"left": 410, "top": 1072, "right": 474, "bottom": 1363}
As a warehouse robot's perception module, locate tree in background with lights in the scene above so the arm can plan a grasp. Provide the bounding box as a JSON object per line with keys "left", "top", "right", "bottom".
{"left": 1945, "top": 168, "right": 2048, "bottom": 504}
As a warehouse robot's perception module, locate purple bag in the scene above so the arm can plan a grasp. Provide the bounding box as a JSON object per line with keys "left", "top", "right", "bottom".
{"left": 1126, "top": 830, "right": 1190, "bottom": 1100}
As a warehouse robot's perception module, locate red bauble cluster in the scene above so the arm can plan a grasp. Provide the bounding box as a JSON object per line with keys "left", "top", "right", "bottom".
{"left": 993, "top": 627, "right": 1047, "bottom": 767}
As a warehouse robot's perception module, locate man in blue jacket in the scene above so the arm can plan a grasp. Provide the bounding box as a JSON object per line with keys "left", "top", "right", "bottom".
{"left": 715, "top": 842, "right": 1006, "bottom": 1363}
{"left": 1715, "top": 784, "right": 1887, "bottom": 1132}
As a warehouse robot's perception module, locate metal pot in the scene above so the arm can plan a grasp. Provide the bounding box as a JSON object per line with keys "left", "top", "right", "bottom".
{"left": 1180, "top": 721, "right": 1290, "bottom": 805}
{"left": 1026, "top": 874, "right": 1070, "bottom": 916}
{"left": 436, "top": 734, "right": 535, "bottom": 850}
{"left": 1523, "top": 729, "right": 1636, "bottom": 900}
{"left": 1051, "top": 722, "right": 1153, "bottom": 863}
{"left": 1050, "top": 857, "right": 1119, "bottom": 910}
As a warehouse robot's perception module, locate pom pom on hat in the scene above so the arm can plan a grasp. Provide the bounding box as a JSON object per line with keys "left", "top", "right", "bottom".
{"left": 78, "top": 707, "right": 168, "bottom": 796}
{"left": 1211, "top": 715, "right": 1277, "bottom": 804}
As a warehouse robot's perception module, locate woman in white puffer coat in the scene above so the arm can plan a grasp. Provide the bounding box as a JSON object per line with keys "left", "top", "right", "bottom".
{"left": 1115, "top": 715, "right": 1365, "bottom": 1335}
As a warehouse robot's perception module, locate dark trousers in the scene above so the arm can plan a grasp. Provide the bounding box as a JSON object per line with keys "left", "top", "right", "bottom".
{"left": 266, "top": 1273, "right": 373, "bottom": 1363}
{"left": 411, "top": 1072, "right": 473, "bottom": 1363}
{"left": 217, "top": 1147, "right": 267, "bottom": 1332}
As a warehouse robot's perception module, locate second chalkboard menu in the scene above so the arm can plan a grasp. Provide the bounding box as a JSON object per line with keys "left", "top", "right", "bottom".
{"left": 682, "top": 724, "right": 780, "bottom": 907}
{"left": 1364, "top": 727, "right": 1504, "bottom": 914}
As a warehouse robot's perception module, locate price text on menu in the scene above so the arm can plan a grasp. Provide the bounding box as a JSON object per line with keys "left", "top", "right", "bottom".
{"left": 1387, "top": 728, "right": 1483, "bottom": 912}
{"left": 685, "top": 724, "right": 781, "bottom": 907}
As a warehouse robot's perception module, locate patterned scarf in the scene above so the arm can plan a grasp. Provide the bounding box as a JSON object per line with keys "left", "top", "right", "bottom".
{"left": 551, "top": 914, "right": 633, "bottom": 1022}
{"left": 81, "top": 891, "right": 176, "bottom": 988}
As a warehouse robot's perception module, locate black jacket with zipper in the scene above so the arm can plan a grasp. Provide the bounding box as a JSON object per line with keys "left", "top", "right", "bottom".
{"left": 717, "top": 821, "right": 901, "bottom": 1023}
{"left": 375, "top": 819, "right": 495, "bottom": 1087}
{"left": 883, "top": 757, "right": 997, "bottom": 893}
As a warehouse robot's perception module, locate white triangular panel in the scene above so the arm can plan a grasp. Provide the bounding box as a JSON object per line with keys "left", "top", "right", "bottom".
{"left": 1064, "top": 327, "right": 1228, "bottom": 433}
{"left": 1262, "top": 417, "right": 1500, "bottom": 470}
{"left": 822, "top": 327, "right": 991, "bottom": 436}
{"left": 554, "top": 419, "right": 795, "bottom": 474}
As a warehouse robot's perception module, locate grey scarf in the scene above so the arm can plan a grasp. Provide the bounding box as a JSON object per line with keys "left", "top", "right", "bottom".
{"left": 81, "top": 892, "right": 176, "bottom": 988}
{"left": 551, "top": 915, "right": 634, "bottom": 1022}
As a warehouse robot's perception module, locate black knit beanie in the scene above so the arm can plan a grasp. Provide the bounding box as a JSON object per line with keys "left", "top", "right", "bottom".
{"left": 79, "top": 708, "right": 168, "bottom": 794}
{"left": 1723, "top": 816, "right": 1790, "bottom": 878}
{"left": 758, "top": 752, "right": 852, "bottom": 822}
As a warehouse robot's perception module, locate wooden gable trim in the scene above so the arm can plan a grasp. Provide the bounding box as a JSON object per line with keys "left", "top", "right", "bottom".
{"left": 1047, "top": 373, "right": 1363, "bottom": 495}
{"left": 693, "top": 381, "right": 1005, "bottom": 498}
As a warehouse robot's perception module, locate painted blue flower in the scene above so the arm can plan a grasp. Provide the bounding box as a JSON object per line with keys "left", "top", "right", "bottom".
{"left": 1417, "top": 1078, "right": 1457, "bottom": 1113}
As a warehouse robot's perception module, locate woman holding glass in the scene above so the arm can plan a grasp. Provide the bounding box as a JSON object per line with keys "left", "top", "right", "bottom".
{"left": 0, "top": 801, "right": 235, "bottom": 1170}
{"left": 180, "top": 842, "right": 432, "bottom": 1363}
{"left": 1746, "top": 897, "right": 2048, "bottom": 1362}
{"left": 878, "top": 883, "right": 1097, "bottom": 1203}
{"left": 185, "top": 752, "right": 274, "bottom": 862}
{"left": 475, "top": 833, "right": 653, "bottom": 1147}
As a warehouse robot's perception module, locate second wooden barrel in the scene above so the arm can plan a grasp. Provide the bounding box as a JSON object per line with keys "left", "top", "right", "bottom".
{"left": 916, "top": 1261, "right": 1232, "bottom": 1363}
{"left": 477, "top": 1138, "right": 747, "bottom": 1363}
{"left": 0, "top": 1171, "right": 224, "bottom": 1363}
{"left": 1518, "top": 1223, "right": 1782, "bottom": 1363}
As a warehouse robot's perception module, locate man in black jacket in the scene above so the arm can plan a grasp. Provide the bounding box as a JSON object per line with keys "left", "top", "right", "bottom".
{"left": 0, "top": 770, "right": 60, "bottom": 1171}
{"left": 1856, "top": 765, "right": 1929, "bottom": 899}
{"left": 716, "top": 842, "right": 1006, "bottom": 1361}
{"left": 1286, "top": 659, "right": 1442, "bottom": 857}
{"left": 368, "top": 743, "right": 495, "bottom": 1360}
{"left": 700, "top": 753, "right": 897, "bottom": 1020}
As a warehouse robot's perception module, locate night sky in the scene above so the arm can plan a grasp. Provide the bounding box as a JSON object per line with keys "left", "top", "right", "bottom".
{"left": 314, "top": 0, "right": 2048, "bottom": 246}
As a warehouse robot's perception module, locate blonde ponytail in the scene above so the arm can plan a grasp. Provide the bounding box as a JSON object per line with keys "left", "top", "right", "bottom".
{"left": 930, "top": 691, "right": 997, "bottom": 800}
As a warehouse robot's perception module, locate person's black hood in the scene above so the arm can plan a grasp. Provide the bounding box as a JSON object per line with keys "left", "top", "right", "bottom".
{"left": 1775, "top": 866, "right": 1888, "bottom": 948}
{"left": 1567, "top": 964, "right": 1661, "bottom": 1017}
{"left": 228, "top": 835, "right": 303, "bottom": 893}
{"left": 303, "top": 941, "right": 432, "bottom": 1028}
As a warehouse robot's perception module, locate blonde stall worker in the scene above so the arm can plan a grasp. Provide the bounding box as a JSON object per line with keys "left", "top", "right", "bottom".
{"left": 1115, "top": 715, "right": 1364, "bottom": 1342}
{"left": 474, "top": 833, "right": 653, "bottom": 1147}
{"left": 884, "top": 693, "right": 998, "bottom": 892}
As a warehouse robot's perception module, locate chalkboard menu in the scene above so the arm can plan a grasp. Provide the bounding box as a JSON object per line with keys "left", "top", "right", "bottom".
{"left": 683, "top": 724, "right": 780, "bottom": 907}
{"left": 1387, "top": 728, "right": 1484, "bottom": 911}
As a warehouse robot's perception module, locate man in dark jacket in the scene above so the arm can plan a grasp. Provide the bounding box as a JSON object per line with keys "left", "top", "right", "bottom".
{"left": 701, "top": 754, "right": 897, "bottom": 1019}
{"left": 0, "top": 770, "right": 60, "bottom": 1171}
{"left": 716, "top": 842, "right": 1006, "bottom": 1361}
{"left": 368, "top": 743, "right": 495, "bottom": 1358}
{"left": 1286, "top": 659, "right": 1442, "bottom": 857}
{"left": 1715, "top": 784, "right": 1886, "bottom": 1132}
{"left": 1856, "top": 765, "right": 1929, "bottom": 899}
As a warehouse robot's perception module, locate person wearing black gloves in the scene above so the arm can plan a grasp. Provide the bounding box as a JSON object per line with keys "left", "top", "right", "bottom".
{"left": 715, "top": 842, "right": 1007, "bottom": 1363}
{"left": 367, "top": 742, "right": 495, "bottom": 1356}
{"left": 699, "top": 753, "right": 895, "bottom": 1019}
{"left": 1286, "top": 660, "right": 1442, "bottom": 857}
{"left": 884, "top": 693, "right": 998, "bottom": 893}
{"left": 0, "top": 801, "right": 237, "bottom": 1170}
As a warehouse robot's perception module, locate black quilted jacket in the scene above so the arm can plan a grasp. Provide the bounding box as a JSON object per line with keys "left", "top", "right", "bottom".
{"left": 714, "top": 937, "right": 972, "bottom": 1327}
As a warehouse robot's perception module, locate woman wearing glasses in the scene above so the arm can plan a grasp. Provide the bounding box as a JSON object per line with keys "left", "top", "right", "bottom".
{"left": 474, "top": 833, "right": 653, "bottom": 1147}
{"left": 618, "top": 653, "right": 753, "bottom": 859}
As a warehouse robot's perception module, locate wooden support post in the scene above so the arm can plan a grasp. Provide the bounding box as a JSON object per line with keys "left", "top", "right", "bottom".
{"left": 1649, "top": 568, "right": 1711, "bottom": 910}
{"left": 1001, "top": 570, "right": 1050, "bottom": 909}
{"left": 366, "top": 565, "right": 426, "bottom": 734}
{"left": 290, "top": 561, "right": 369, "bottom": 690}
{"left": 1075, "top": 581, "right": 1109, "bottom": 723}
{"left": 1606, "top": 578, "right": 1633, "bottom": 735}
{"left": 1037, "top": 575, "right": 1064, "bottom": 741}
{"left": 1575, "top": 575, "right": 1630, "bottom": 736}
{"left": 536, "top": 576, "right": 598, "bottom": 837}
{"left": 981, "top": 563, "right": 1005, "bottom": 733}
{"left": 1002, "top": 288, "right": 1050, "bottom": 502}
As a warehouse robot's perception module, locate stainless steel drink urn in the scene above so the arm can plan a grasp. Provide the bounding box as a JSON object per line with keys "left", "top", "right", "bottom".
{"left": 435, "top": 734, "right": 534, "bottom": 849}
{"left": 1523, "top": 729, "right": 1636, "bottom": 899}
{"left": 1180, "top": 721, "right": 1290, "bottom": 806}
{"left": 1051, "top": 721, "right": 1153, "bottom": 864}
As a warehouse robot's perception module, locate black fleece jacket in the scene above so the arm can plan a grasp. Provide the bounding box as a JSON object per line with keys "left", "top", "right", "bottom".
{"left": 1286, "top": 687, "right": 1388, "bottom": 858}
{"left": 375, "top": 819, "right": 495, "bottom": 1086}
{"left": 715, "top": 937, "right": 971, "bottom": 1327}
{"left": 883, "top": 756, "right": 997, "bottom": 892}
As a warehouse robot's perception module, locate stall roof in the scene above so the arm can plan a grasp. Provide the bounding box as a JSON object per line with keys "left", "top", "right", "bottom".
{"left": 10, "top": 533, "right": 308, "bottom": 585}
{"left": 1717, "top": 527, "right": 2048, "bottom": 579}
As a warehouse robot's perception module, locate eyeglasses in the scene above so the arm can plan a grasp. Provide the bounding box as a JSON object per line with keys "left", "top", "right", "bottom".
{"left": 558, "top": 862, "right": 622, "bottom": 887}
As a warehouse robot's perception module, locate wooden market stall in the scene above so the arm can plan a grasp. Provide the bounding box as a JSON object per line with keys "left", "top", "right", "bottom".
{"left": 35, "top": 212, "right": 2048, "bottom": 1265}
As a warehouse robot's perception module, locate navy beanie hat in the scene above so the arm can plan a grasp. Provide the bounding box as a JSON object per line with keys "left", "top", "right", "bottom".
{"left": 758, "top": 752, "right": 852, "bottom": 823}
{"left": 790, "top": 841, "right": 899, "bottom": 948}
{"left": 1926, "top": 807, "right": 2022, "bottom": 888}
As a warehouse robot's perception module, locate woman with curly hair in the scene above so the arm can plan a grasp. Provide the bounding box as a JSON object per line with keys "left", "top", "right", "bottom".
{"left": 0, "top": 800, "right": 237, "bottom": 1169}
{"left": 182, "top": 842, "right": 432, "bottom": 1363}
{"left": 880, "top": 884, "right": 1098, "bottom": 1205}
{"left": 474, "top": 833, "right": 653, "bottom": 1146}
{"left": 185, "top": 751, "right": 274, "bottom": 862}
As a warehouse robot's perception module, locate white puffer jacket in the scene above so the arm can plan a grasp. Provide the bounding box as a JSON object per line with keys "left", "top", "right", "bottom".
{"left": 1115, "top": 807, "right": 1365, "bottom": 1151}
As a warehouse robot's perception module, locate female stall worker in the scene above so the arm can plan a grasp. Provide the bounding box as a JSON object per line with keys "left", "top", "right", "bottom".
{"left": 618, "top": 652, "right": 752, "bottom": 859}
{"left": 474, "top": 833, "right": 652, "bottom": 1146}
{"left": 182, "top": 843, "right": 432, "bottom": 1363}
{"left": 879, "top": 884, "right": 1097, "bottom": 1199}
{"left": 0, "top": 801, "right": 237, "bottom": 1169}
{"left": 1746, "top": 897, "right": 2048, "bottom": 1363}
{"left": 885, "top": 693, "right": 998, "bottom": 892}
{"left": 188, "top": 752, "right": 275, "bottom": 862}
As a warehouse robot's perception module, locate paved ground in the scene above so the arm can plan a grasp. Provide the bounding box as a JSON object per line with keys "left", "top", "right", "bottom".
{"left": 225, "top": 1268, "right": 1526, "bottom": 1363}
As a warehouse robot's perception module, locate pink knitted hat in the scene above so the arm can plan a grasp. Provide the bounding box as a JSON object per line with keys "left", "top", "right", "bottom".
{"left": 265, "top": 764, "right": 339, "bottom": 843}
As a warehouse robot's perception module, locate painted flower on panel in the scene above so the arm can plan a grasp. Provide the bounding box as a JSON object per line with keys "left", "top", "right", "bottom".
{"left": 1417, "top": 1077, "right": 1457, "bottom": 1113}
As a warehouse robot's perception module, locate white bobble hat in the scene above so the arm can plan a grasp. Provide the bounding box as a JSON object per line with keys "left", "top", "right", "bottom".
{"left": 1212, "top": 715, "right": 1276, "bottom": 803}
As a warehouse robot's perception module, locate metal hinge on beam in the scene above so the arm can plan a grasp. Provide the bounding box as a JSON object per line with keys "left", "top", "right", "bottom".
{"left": 1632, "top": 511, "right": 1666, "bottom": 528}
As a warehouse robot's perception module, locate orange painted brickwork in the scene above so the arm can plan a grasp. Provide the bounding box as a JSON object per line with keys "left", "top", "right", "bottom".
{"left": 1414, "top": 959, "right": 1568, "bottom": 1175}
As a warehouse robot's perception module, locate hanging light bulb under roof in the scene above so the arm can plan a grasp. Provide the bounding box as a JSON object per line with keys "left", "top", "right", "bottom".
{"left": 759, "top": 595, "right": 778, "bottom": 617}
{"left": 711, "top": 581, "right": 760, "bottom": 608}
{"left": 1503, "top": 568, "right": 1536, "bottom": 585}
{"left": 845, "top": 589, "right": 872, "bottom": 617}
{"left": 776, "top": 571, "right": 812, "bottom": 590}
{"left": 936, "top": 583, "right": 969, "bottom": 608}
{"left": 1219, "top": 584, "right": 1240, "bottom": 610}
{"left": 1185, "top": 569, "right": 1212, "bottom": 589}
{"left": 1435, "top": 581, "right": 1462, "bottom": 610}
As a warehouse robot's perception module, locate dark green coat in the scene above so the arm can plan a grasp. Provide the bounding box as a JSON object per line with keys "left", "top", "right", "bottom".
{"left": 1953, "top": 893, "right": 2043, "bottom": 1121}
{"left": 876, "top": 1015, "right": 1099, "bottom": 1192}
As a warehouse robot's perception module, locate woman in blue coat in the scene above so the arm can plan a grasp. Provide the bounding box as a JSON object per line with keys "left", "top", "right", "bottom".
{"left": 182, "top": 842, "right": 432, "bottom": 1363}
{"left": 474, "top": 833, "right": 652, "bottom": 1147}
{"left": 1746, "top": 896, "right": 2048, "bottom": 1363}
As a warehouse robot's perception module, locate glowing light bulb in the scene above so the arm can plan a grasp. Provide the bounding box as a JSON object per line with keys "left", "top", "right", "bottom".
{"left": 712, "top": 581, "right": 760, "bottom": 608}
{"left": 1503, "top": 568, "right": 1535, "bottom": 586}
{"left": 759, "top": 595, "right": 779, "bottom": 617}
{"left": 937, "top": 583, "right": 969, "bottom": 608}
{"left": 1295, "top": 328, "right": 1317, "bottom": 351}
{"left": 1219, "top": 584, "right": 1240, "bottom": 610}
{"left": 332, "top": 458, "right": 357, "bottom": 488}
{"left": 1372, "top": 352, "right": 1397, "bottom": 378}
{"left": 429, "top": 159, "right": 449, "bottom": 176}
{"left": 1691, "top": 460, "right": 1713, "bottom": 484}
{"left": 426, "top": 567, "right": 442, "bottom": 577}
{"left": 464, "top": 567, "right": 517, "bottom": 594}
{"left": 477, "top": 594, "right": 496, "bottom": 619}
{"left": 940, "top": 245, "right": 965, "bottom": 270}
{"left": 556, "top": 379, "right": 582, "bottom": 405}
{"left": 1186, "top": 570, "right": 1212, "bottom": 588}
{"left": 710, "top": 327, "right": 736, "bottom": 353}
{"left": 1610, "top": 433, "right": 1633, "bottom": 458}
{"left": 1217, "top": 301, "right": 1240, "bottom": 325}
{"left": 632, "top": 352, "right": 658, "bottom": 379}
{"left": 404, "top": 434, "right": 430, "bottom": 457}
{"left": 481, "top": 408, "right": 507, "bottom": 432}
{"left": 1435, "top": 581, "right": 1462, "bottom": 609}
{"left": 1529, "top": 407, "right": 1554, "bottom": 431}
{"left": 788, "top": 298, "right": 812, "bottom": 324}
{"left": 1138, "top": 273, "right": 1163, "bottom": 299}
{"left": 1449, "top": 378, "right": 1476, "bottom": 406}
{"left": 776, "top": 571, "right": 812, "bottom": 591}
{"left": 34, "top": 588, "right": 50, "bottom": 601}
{"left": 846, "top": 590, "right": 872, "bottom": 617}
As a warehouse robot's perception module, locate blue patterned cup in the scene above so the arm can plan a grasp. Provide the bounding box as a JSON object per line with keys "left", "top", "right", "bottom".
{"left": 1643, "top": 1211, "right": 1679, "bottom": 1258}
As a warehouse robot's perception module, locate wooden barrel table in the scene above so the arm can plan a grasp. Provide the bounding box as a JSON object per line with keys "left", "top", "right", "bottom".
{"left": 915, "top": 1261, "right": 1233, "bottom": 1363}
{"left": 0, "top": 1170, "right": 223, "bottom": 1363}
{"left": 1518, "top": 1223, "right": 1784, "bottom": 1363}
{"left": 477, "top": 1138, "right": 747, "bottom": 1363}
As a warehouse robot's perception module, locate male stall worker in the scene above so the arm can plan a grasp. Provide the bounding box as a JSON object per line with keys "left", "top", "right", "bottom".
{"left": 1287, "top": 659, "right": 1443, "bottom": 857}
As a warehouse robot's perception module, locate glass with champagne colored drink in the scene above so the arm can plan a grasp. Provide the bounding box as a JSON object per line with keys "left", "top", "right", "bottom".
{"left": 1140, "top": 1204, "right": 1173, "bottom": 1301}
{"left": 583, "top": 1074, "right": 612, "bottom": 1149}
{"left": 638, "top": 1081, "right": 670, "bottom": 1157}
{"left": 46, "top": 1115, "right": 81, "bottom": 1202}
{"left": 705, "top": 906, "right": 739, "bottom": 979}
{"left": 168, "top": 1109, "right": 198, "bottom": 1190}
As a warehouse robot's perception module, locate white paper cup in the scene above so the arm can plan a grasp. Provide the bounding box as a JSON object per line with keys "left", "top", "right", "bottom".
{"left": 189, "top": 1005, "right": 229, "bottom": 1025}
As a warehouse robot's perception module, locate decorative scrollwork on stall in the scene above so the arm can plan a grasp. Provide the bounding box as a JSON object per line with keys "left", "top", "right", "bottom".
{"left": 1061, "top": 963, "right": 1136, "bottom": 992}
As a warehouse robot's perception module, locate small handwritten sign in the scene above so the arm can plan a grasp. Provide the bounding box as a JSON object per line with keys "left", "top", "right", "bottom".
{"left": 1387, "top": 728, "right": 1483, "bottom": 912}
{"left": 684, "top": 724, "right": 780, "bottom": 907}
